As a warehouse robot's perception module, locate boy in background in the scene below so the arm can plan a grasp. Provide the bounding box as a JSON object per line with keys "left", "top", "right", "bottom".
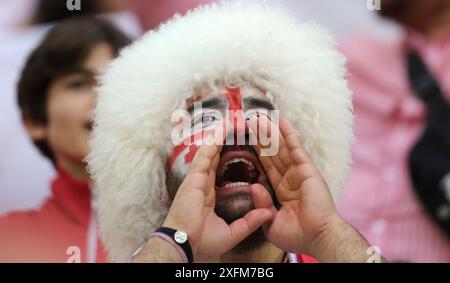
{"left": 0, "top": 17, "right": 130, "bottom": 262}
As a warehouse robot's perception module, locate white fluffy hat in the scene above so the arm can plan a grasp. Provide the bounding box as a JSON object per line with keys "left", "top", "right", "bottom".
{"left": 88, "top": 0, "right": 353, "bottom": 262}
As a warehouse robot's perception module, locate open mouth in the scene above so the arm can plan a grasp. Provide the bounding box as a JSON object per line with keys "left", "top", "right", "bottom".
{"left": 215, "top": 146, "right": 265, "bottom": 190}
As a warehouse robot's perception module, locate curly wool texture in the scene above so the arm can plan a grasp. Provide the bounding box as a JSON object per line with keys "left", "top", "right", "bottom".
{"left": 87, "top": 1, "right": 354, "bottom": 262}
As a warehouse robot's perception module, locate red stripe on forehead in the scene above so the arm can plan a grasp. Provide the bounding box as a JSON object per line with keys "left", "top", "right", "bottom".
{"left": 224, "top": 87, "right": 246, "bottom": 137}
{"left": 223, "top": 87, "right": 242, "bottom": 111}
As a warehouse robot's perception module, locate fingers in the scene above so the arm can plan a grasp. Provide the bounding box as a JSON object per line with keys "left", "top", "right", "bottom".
{"left": 248, "top": 117, "right": 284, "bottom": 188}
{"left": 184, "top": 125, "right": 225, "bottom": 198}
{"left": 208, "top": 153, "right": 221, "bottom": 182}
{"left": 248, "top": 116, "right": 321, "bottom": 204}
{"left": 248, "top": 116, "right": 291, "bottom": 173}
{"left": 227, "top": 208, "right": 274, "bottom": 248}
{"left": 190, "top": 128, "right": 224, "bottom": 175}
{"left": 248, "top": 126, "right": 283, "bottom": 187}
{"left": 260, "top": 159, "right": 284, "bottom": 189}
{"left": 279, "top": 117, "right": 311, "bottom": 165}
{"left": 251, "top": 183, "right": 278, "bottom": 216}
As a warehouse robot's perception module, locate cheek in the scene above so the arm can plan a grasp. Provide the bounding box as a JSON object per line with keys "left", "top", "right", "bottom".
{"left": 47, "top": 97, "right": 75, "bottom": 127}
{"left": 168, "top": 139, "right": 201, "bottom": 174}
{"left": 47, "top": 93, "right": 91, "bottom": 128}
{"left": 46, "top": 93, "right": 92, "bottom": 149}
{"left": 168, "top": 128, "right": 219, "bottom": 173}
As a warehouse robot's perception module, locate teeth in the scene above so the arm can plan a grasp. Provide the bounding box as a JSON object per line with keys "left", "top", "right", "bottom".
{"left": 218, "top": 158, "right": 255, "bottom": 178}
{"left": 224, "top": 182, "right": 249, "bottom": 188}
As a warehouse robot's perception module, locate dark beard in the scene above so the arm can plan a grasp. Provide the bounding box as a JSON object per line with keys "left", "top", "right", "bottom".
{"left": 213, "top": 192, "right": 266, "bottom": 252}
{"left": 166, "top": 169, "right": 278, "bottom": 252}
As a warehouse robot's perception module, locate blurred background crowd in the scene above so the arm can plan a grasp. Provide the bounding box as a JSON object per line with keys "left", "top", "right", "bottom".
{"left": 0, "top": 0, "right": 449, "bottom": 262}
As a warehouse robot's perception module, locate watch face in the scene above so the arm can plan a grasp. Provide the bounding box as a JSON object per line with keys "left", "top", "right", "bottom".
{"left": 174, "top": 230, "right": 188, "bottom": 244}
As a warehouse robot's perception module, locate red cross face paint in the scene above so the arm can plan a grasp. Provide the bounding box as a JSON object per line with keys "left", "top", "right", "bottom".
{"left": 168, "top": 85, "right": 277, "bottom": 171}
{"left": 166, "top": 85, "right": 279, "bottom": 243}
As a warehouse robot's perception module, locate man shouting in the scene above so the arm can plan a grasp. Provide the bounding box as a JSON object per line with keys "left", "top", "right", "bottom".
{"left": 88, "top": 1, "right": 382, "bottom": 263}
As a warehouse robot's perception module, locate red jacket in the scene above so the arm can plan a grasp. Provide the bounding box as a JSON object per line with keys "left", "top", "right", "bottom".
{"left": 0, "top": 169, "right": 107, "bottom": 262}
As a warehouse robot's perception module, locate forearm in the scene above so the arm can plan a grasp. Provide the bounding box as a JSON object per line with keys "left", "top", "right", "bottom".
{"left": 131, "top": 237, "right": 184, "bottom": 263}
{"left": 307, "top": 216, "right": 386, "bottom": 263}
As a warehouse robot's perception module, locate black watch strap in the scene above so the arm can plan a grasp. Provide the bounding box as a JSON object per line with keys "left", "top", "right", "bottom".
{"left": 155, "top": 227, "right": 193, "bottom": 263}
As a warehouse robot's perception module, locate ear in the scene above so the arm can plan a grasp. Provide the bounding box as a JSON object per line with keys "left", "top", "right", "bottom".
{"left": 22, "top": 112, "right": 48, "bottom": 141}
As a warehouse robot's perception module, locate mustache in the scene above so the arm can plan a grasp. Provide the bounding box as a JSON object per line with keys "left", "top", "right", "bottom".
{"left": 219, "top": 133, "right": 258, "bottom": 157}
{"left": 220, "top": 144, "right": 257, "bottom": 157}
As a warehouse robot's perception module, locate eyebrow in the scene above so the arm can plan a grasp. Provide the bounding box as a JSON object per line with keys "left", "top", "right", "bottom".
{"left": 243, "top": 96, "right": 275, "bottom": 110}
{"left": 59, "top": 67, "right": 100, "bottom": 79}
{"left": 79, "top": 68, "right": 100, "bottom": 78}
{"left": 187, "top": 96, "right": 226, "bottom": 113}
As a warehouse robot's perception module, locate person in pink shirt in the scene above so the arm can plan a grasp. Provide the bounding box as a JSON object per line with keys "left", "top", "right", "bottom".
{"left": 338, "top": 0, "right": 450, "bottom": 262}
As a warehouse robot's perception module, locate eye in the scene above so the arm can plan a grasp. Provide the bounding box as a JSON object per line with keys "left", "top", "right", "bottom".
{"left": 66, "top": 77, "right": 95, "bottom": 91}
{"left": 202, "top": 115, "right": 216, "bottom": 123}
{"left": 245, "top": 109, "right": 271, "bottom": 121}
{"left": 191, "top": 111, "right": 221, "bottom": 129}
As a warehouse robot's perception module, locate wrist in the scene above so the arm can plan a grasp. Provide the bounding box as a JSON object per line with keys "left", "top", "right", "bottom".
{"left": 305, "top": 214, "right": 343, "bottom": 258}
{"left": 155, "top": 227, "right": 193, "bottom": 263}
{"left": 305, "top": 214, "right": 372, "bottom": 263}
{"left": 163, "top": 218, "right": 199, "bottom": 258}
{"left": 131, "top": 236, "right": 186, "bottom": 263}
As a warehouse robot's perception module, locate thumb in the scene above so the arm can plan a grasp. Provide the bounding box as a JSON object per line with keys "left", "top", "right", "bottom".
{"left": 227, "top": 208, "right": 273, "bottom": 249}
{"left": 251, "top": 183, "right": 277, "bottom": 213}
{"left": 251, "top": 183, "right": 278, "bottom": 237}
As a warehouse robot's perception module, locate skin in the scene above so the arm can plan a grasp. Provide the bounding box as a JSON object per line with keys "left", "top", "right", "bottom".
{"left": 167, "top": 85, "right": 276, "bottom": 226}
{"left": 24, "top": 43, "right": 114, "bottom": 180}
{"left": 166, "top": 85, "right": 283, "bottom": 260}
{"left": 133, "top": 85, "right": 381, "bottom": 263}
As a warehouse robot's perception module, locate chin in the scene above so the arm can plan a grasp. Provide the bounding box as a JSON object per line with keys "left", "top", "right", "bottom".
{"left": 214, "top": 192, "right": 255, "bottom": 224}
{"left": 214, "top": 192, "right": 267, "bottom": 253}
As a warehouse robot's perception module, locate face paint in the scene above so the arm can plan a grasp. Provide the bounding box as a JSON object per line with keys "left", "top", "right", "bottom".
{"left": 167, "top": 131, "right": 206, "bottom": 170}
{"left": 168, "top": 87, "right": 243, "bottom": 171}
{"left": 224, "top": 87, "right": 247, "bottom": 146}
{"left": 168, "top": 85, "right": 277, "bottom": 170}
{"left": 166, "top": 84, "right": 279, "bottom": 251}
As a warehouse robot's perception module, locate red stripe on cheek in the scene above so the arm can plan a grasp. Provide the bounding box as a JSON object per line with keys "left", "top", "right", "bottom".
{"left": 183, "top": 144, "right": 198, "bottom": 165}
{"left": 167, "top": 129, "right": 216, "bottom": 168}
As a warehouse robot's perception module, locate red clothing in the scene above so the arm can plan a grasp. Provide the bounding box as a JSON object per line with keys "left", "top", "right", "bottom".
{"left": 0, "top": 169, "right": 107, "bottom": 262}
{"left": 295, "top": 254, "right": 318, "bottom": 263}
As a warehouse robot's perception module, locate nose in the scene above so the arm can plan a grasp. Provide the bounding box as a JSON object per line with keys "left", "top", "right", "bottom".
{"left": 223, "top": 86, "right": 248, "bottom": 146}
{"left": 227, "top": 109, "right": 248, "bottom": 146}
